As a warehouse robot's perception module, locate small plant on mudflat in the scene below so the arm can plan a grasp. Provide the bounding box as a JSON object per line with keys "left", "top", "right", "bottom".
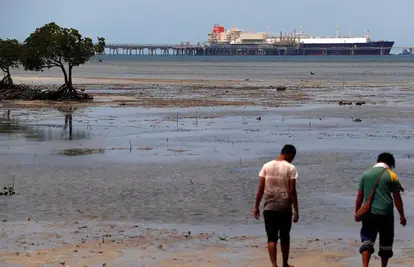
{"left": 0, "top": 184, "right": 15, "bottom": 196}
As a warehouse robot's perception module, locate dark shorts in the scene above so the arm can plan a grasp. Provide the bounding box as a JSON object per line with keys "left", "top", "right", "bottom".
{"left": 360, "top": 213, "right": 394, "bottom": 258}
{"left": 263, "top": 210, "right": 292, "bottom": 244}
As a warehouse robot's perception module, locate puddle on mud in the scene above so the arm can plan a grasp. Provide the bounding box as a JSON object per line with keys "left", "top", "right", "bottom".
{"left": 1, "top": 105, "right": 414, "bottom": 164}
{"left": 0, "top": 108, "right": 90, "bottom": 142}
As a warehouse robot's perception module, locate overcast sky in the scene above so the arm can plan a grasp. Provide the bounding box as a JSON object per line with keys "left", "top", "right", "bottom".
{"left": 1, "top": 0, "right": 412, "bottom": 46}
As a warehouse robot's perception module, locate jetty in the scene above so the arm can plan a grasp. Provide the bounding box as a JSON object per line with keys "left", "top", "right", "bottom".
{"left": 104, "top": 43, "right": 414, "bottom": 56}
{"left": 105, "top": 43, "right": 199, "bottom": 56}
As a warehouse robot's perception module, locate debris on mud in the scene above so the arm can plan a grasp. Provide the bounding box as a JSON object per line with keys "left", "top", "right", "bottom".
{"left": 350, "top": 116, "right": 362, "bottom": 122}
{"left": 338, "top": 100, "right": 352, "bottom": 105}
{"left": 0, "top": 184, "right": 15, "bottom": 196}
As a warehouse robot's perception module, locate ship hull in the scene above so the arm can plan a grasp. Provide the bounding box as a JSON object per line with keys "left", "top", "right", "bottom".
{"left": 300, "top": 41, "right": 394, "bottom": 56}
{"left": 201, "top": 41, "right": 394, "bottom": 56}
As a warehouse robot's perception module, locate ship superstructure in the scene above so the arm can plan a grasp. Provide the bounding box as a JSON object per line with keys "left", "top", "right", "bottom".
{"left": 205, "top": 24, "right": 394, "bottom": 56}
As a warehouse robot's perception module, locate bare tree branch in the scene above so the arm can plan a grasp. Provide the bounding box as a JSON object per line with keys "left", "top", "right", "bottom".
{"left": 44, "top": 63, "right": 61, "bottom": 69}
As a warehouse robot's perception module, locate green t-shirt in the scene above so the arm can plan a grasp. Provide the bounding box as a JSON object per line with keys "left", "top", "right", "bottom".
{"left": 358, "top": 165, "right": 401, "bottom": 216}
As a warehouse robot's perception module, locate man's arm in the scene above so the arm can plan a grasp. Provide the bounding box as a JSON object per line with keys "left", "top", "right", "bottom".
{"left": 254, "top": 177, "right": 265, "bottom": 219}
{"left": 355, "top": 175, "right": 364, "bottom": 216}
{"left": 393, "top": 192, "right": 406, "bottom": 226}
{"left": 390, "top": 171, "right": 407, "bottom": 226}
{"left": 355, "top": 190, "right": 364, "bottom": 213}
{"left": 289, "top": 179, "right": 299, "bottom": 223}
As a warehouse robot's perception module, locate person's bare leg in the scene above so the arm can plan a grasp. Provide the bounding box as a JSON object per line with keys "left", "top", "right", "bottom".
{"left": 281, "top": 242, "right": 293, "bottom": 267}
{"left": 280, "top": 215, "right": 293, "bottom": 267}
{"left": 268, "top": 242, "right": 277, "bottom": 267}
{"left": 381, "top": 256, "right": 389, "bottom": 267}
{"left": 362, "top": 251, "right": 371, "bottom": 267}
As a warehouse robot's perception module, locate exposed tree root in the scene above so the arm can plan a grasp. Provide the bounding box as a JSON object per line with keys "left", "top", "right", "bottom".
{"left": 0, "top": 75, "right": 13, "bottom": 89}
{"left": 0, "top": 83, "right": 93, "bottom": 101}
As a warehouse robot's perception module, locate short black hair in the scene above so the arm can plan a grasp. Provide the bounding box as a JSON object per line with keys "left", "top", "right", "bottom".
{"left": 281, "top": 144, "right": 296, "bottom": 156}
{"left": 377, "top": 152, "right": 395, "bottom": 168}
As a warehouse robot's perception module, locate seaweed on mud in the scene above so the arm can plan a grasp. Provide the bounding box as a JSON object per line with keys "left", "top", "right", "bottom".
{"left": 56, "top": 148, "right": 105, "bottom": 156}
{"left": 107, "top": 147, "right": 130, "bottom": 151}
{"left": 167, "top": 149, "right": 188, "bottom": 153}
{"left": 137, "top": 147, "right": 153, "bottom": 151}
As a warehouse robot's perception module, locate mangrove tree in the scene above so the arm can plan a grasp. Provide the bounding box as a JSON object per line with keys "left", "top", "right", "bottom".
{"left": 0, "top": 38, "right": 21, "bottom": 89}
{"left": 21, "top": 22, "right": 105, "bottom": 100}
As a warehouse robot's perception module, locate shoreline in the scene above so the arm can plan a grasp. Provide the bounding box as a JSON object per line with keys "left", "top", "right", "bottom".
{"left": 1, "top": 220, "right": 413, "bottom": 267}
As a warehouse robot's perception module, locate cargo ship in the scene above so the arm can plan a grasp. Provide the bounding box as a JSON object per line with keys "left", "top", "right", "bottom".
{"left": 202, "top": 25, "right": 394, "bottom": 56}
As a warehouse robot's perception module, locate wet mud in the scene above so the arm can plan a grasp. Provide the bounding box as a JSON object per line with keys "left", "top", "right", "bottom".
{"left": 1, "top": 59, "right": 414, "bottom": 265}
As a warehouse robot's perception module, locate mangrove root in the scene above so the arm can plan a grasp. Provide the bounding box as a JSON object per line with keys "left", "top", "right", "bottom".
{"left": 0, "top": 83, "right": 93, "bottom": 101}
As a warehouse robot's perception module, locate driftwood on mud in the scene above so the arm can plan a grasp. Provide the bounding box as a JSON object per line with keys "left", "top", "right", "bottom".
{"left": 0, "top": 83, "right": 93, "bottom": 101}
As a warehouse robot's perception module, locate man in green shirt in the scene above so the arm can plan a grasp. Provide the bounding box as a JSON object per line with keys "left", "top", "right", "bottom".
{"left": 355, "top": 152, "right": 407, "bottom": 267}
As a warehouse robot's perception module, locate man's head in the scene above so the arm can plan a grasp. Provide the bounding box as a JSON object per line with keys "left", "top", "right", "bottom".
{"left": 377, "top": 152, "right": 395, "bottom": 169}
{"left": 281, "top": 144, "right": 297, "bottom": 163}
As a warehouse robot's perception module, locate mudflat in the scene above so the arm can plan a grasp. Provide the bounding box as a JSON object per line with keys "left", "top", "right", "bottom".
{"left": 1, "top": 58, "right": 414, "bottom": 266}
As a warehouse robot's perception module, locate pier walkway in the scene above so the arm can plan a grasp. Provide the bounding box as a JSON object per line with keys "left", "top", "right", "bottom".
{"left": 104, "top": 43, "right": 414, "bottom": 56}
{"left": 105, "top": 43, "right": 200, "bottom": 55}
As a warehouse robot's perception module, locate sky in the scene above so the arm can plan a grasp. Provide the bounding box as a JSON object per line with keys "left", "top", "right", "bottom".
{"left": 0, "top": 0, "right": 413, "bottom": 46}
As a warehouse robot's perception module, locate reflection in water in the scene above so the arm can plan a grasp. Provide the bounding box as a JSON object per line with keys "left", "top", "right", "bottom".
{"left": 0, "top": 108, "right": 90, "bottom": 141}
{"left": 64, "top": 114, "right": 73, "bottom": 139}
{"left": 59, "top": 107, "right": 75, "bottom": 140}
